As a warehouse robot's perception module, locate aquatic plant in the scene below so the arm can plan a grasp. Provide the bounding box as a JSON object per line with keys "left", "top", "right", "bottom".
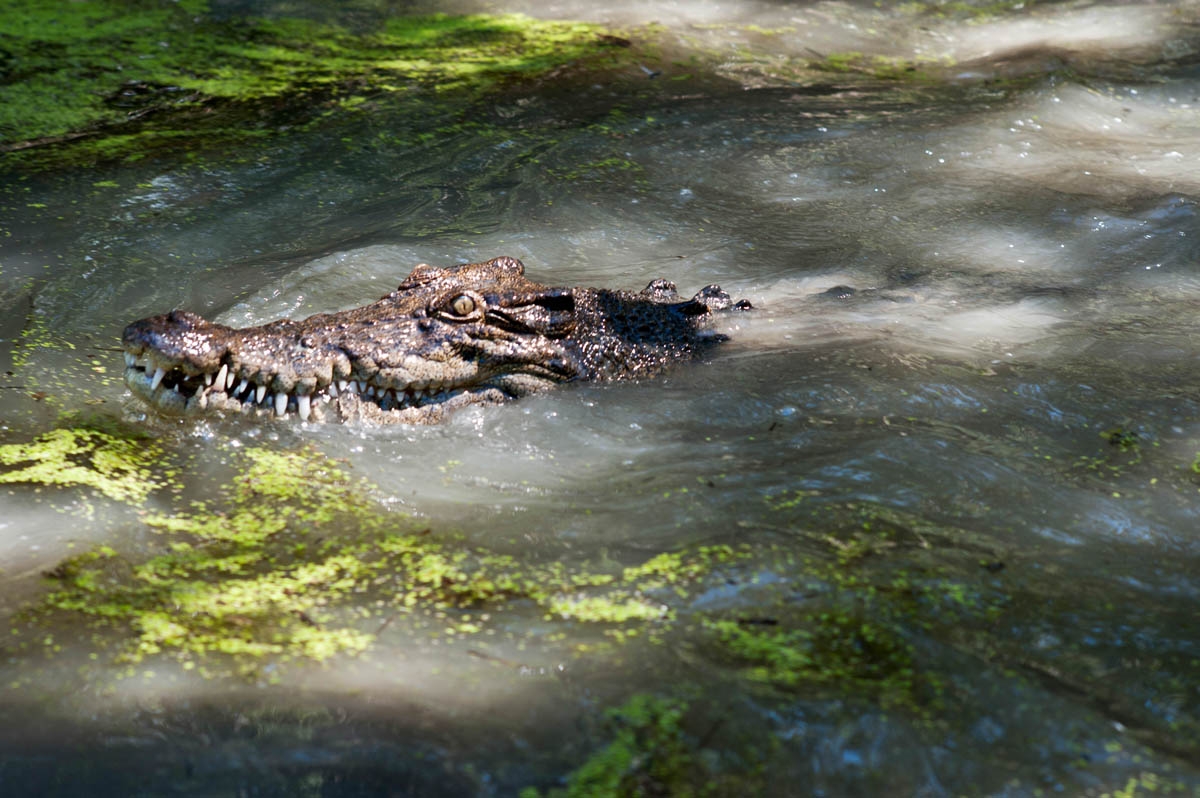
{"left": 0, "top": 0, "right": 628, "bottom": 166}
{"left": 8, "top": 436, "right": 747, "bottom": 679}
{"left": 0, "top": 426, "right": 163, "bottom": 506}
{"left": 523, "top": 694, "right": 762, "bottom": 798}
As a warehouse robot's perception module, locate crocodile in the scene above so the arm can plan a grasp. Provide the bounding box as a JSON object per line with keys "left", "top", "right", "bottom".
{"left": 121, "top": 256, "right": 751, "bottom": 424}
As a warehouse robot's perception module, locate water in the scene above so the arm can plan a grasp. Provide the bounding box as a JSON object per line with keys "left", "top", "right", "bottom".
{"left": 3, "top": 1, "right": 1200, "bottom": 795}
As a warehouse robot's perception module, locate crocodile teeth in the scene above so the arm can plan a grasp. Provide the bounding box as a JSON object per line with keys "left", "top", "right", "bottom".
{"left": 337, "top": 379, "right": 349, "bottom": 393}
{"left": 150, "top": 367, "right": 166, "bottom": 391}
{"left": 274, "top": 392, "right": 287, "bottom": 417}
{"left": 236, "top": 379, "right": 249, "bottom": 397}
{"left": 256, "top": 384, "right": 267, "bottom": 404}
{"left": 204, "top": 372, "right": 214, "bottom": 387}
{"left": 327, "top": 382, "right": 338, "bottom": 398}
{"left": 297, "top": 395, "right": 311, "bottom": 421}
{"left": 343, "top": 381, "right": 358, "bottom": 394}
{"left": 124, "top": 353, "right": 136, "bottom": 367}
{"left": 214, "top": 364, "right": 228, "bottom": 392}
{"left": 357, "top": 380, "right": 368, "bottom": 394}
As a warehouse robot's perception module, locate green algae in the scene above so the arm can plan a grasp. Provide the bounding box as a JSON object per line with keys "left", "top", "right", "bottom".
{"left": 547, "top": 157, "right": 644, "bottom": 184}
{"left": 10, "top": 302, "right": 76, "bottom": 370}
{"left": 727, "top": 487, "right": 1200, "bottom": 775}
{"left": 7, "top": 435, "right": 1197, "bottom": 787}
{"left": 704, "top": 614, "right": 921, "bottom": 710}
{"left": 810, "top": 51, "right": 953, "bottom": 82}
{"left": 1100, "top": 771, "right": 1195, "bottom": 798}
{"left": 699, "top": 497, "right": 1012, "bottom": 714}
{"left": 0, "top": 426, "right": 163, "bottom": 504}
{"left": 0, "top": 1, "right": 624, "bottom": 167}
{"left": 526, "top": 694, "right": 758, "bottom": 798}
{"left": 554, "top": 695, "right": 696, "bottom": 798}
{"left": 19, "top": 443, "right": 749, "bottom": 678}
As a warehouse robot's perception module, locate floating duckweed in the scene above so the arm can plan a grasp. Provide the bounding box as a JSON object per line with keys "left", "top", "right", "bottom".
{"left": 0, "top": 427, "right": 163, "bottom": 504}
{"left": 12, "top": 311, "right": 75, "bottom": 368}
{"left": 525, "top": 691, "right": 766, "bottom": 797}
{"left": 622, "top": 545, "right": 736, "bottom": 590}
{"left": 897, "top": 1, "right": 1034, "bottom": 21}
{"left": 547, "top": 593, "right": 668, "bottom": 623}
{"left": 26, "top": 444, "right": 750, "bottom": 677}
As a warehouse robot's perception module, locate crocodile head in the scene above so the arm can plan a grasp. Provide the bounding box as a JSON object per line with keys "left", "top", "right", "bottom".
{"left": 122, "top": 256, "right": 748, "bottom": 424}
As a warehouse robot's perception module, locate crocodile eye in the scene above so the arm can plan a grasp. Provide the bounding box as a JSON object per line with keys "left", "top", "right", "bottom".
{"left": 432, "top": 290, "right": 484, "bottom": 322}
{"left": 449, "top": 294, "right": 476, "bottom": 316}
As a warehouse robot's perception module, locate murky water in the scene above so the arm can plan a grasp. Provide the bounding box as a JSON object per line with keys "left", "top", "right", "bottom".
{"left": 3, "top": 1, "right": 1200, "bottom": 795}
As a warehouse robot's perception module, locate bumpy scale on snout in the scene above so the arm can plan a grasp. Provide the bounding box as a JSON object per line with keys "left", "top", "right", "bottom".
{"left": 122, "top": 256, "right": 750, "bottom": 424}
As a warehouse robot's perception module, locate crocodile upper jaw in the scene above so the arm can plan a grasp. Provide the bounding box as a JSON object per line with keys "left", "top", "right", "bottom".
{"left": 121, "top": 345, "right": 568, "bottom": 423}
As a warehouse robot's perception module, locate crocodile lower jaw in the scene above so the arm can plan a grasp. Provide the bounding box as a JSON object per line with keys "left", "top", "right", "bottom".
{"left": 122, "top": 354, "right": 490, "bottom": 423}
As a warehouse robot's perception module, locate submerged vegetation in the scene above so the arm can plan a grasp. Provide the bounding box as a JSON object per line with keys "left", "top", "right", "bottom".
{"left": 0, "top": 0, "right": 626, "bottom": 167}
{"left": 524, "top": 694, "right": 756, "bottom": 798}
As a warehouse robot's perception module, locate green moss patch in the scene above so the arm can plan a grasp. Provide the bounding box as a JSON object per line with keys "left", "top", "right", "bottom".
{"left": 0, "top": 1, "right": 622, "bottom": 165}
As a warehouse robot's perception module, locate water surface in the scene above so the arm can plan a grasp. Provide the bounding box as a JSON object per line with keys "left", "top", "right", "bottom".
{"left": 2, "top": 1, "right": 1200, "bottom": 795}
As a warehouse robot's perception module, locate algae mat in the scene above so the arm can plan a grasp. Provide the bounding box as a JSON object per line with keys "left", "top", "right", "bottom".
{"left": 0, "top": 0, "right": 621, "bottom": 166}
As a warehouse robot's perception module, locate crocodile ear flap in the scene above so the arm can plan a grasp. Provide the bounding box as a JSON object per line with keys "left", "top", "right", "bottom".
{"left": 492, "top": 288, "right": 576, "bottom": 337}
